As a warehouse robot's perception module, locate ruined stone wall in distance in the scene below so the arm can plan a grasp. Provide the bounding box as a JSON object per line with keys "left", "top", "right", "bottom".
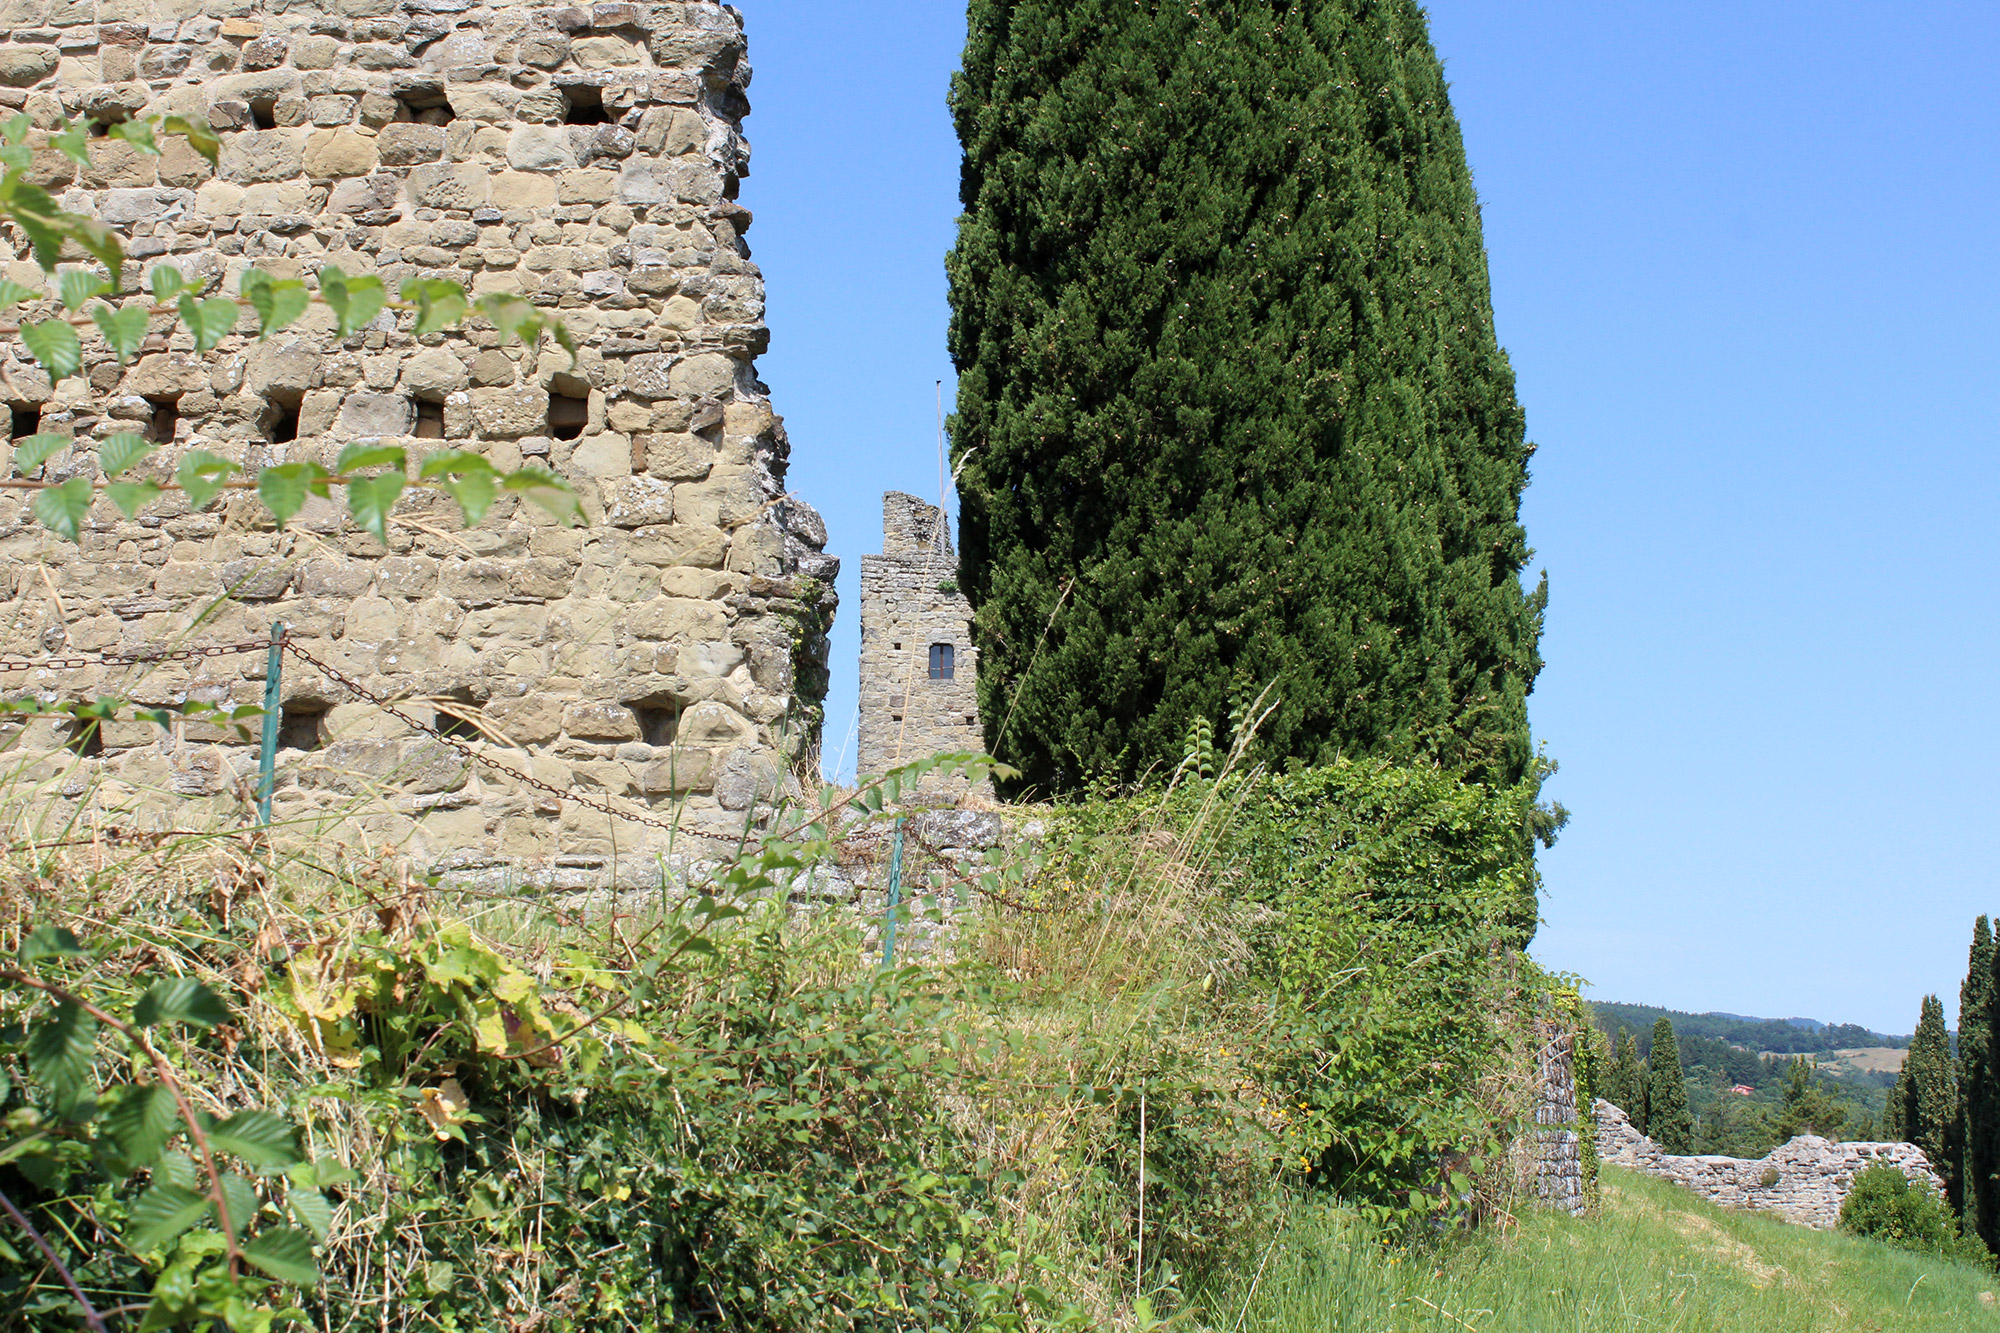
{"left": 0, "top": 0, "right": 838, "bottom": 887}
{"left": 856, "top": 492, "right": 981, "bottom": 790}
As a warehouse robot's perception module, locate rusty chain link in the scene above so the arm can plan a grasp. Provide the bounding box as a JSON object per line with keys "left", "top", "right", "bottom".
{"left": 0, "top": 638, "right": 277, "bottom": 674}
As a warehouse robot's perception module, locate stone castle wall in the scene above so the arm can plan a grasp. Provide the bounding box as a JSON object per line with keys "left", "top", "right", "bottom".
{"left": 856, "top": 492, "right": 980, "bottom": 786}
{"left": 0, "top": 0, "right": 836, "bottom": 884}
{"left": 1594, "top": 1099, "right": 1943, "bottom": 1229}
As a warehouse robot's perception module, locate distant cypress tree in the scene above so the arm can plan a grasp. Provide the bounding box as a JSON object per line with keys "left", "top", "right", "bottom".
{"left": 1883, "top": 1067, "right": 1907, "bottom": 1142}
{"left": 1605, "top": 1027, "right": 1642, "bottom": 1117}
{"left": 1646, "top": 1018, "right": 1692, "bottom": 1153}
{"left": 947, "top": 0, "right": 1546, "bottom": 797}
{"left": 1957, "top": 917, "right": 1997, "bottom": 1242}
{"left": 1902, "top": 995, "right": 1957, "bottom": 1172}
{"left": 1774, "top": 1056, "right": 1846, "bottom": 1140}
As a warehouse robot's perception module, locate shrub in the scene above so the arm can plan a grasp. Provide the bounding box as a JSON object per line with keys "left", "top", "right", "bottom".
{"left": 1840, "top": 1163, "right": 1994, "bottom": 1270}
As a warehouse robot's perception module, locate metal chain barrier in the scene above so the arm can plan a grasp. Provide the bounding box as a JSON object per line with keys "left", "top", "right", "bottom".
{"left": 0, "top": 638, "right": 277, "bottom": 673}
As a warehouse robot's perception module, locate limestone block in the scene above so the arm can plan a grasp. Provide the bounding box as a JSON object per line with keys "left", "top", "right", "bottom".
{"left": 245, "top": 338, "right": 322, "bottom": 397}
{"left": 563, "top": 701, "right": 639, "bottom": 741}
{"left": 566, "top": 434, "right": 631, "bottom": 479}
{"left": 303, "top": 129, "right": 377, "bottom": 178}
{"left": 446, "top": 83, "right": 520, "bottom": 122}
{"left": 680, "top": 700, "right": 755, "bottom": 747}
{"left": 625, "top": 523, "right": 728, "bottom": 568}
{"left": 83, "top": 142, "right": 158, "bottom": 189}
{"left": 673, "top": 464, "right": 765, "bottom": 527}
{"left": 469, "top": 386, "right": 548, "bottom": 439}
{"left": 489, "top": 170, "right": 556, "bottom": 210}
{"left": 121, "top": 353, "right": 207, "bottom": 400}
{"left": 557, "top": 169, "right": 616, "bottom": 204}
{"left": 663, "top": 109, "right": 705, "bottom": 155}
{"left": 615, "top": 159, "right": 716, "bottom": 207}
{"left": 220, "top": 130, "right": 306, "bottom": 184}
{"left": 0, "top": 47, "right": 58, "bottom": 86}
{"left": 506, "top": 125, "right": 576, "bottom": 171}
{"left": 337, "top": 393, "right": 414, "bottom": 437}
{"left": 639, "top": 748, "right": 713, "bottom": 793}
{"left": 570, "top": 34, "right": 640, "bottom": 64}
{"left": 485, "top": 693, "right": 562, "bottom": 745}
{"left": 375, "top": 122, "right": 444, "bottom": 165}
{"left": 602, "top": 476, "right": 674, "bottom": 527}
{"left": 519, "top": 32, "right": 569, "bottom": 68}
{"left": 627, "top": 596, "right": 726, "bottom": 642}
{"left": 668, "top": 352, "right": 738, "bottom": 400}
{"left": 292, "top": 35, "right": 339, "bottom": 69}
{"left": 399, "top": 347, "right": 467, "bottom": 397}
{"left": 407, "top": 162, "right": 489, "bottom": 211}
{"left": 642, "top": 432, "right": 713, "bottom": 480}
{"left": 401, "top": 739, "right": 468, "bottom": 794}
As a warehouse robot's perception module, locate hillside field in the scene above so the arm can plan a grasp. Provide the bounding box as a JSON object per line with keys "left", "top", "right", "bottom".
{"left": 1220, "top": 1166, "right": 2000, "bottom": 1333}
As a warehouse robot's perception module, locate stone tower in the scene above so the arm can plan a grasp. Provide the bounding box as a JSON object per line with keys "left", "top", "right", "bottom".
{"left": 0, "top": 0, "right": 837, "bottom": 885}
{"left": 856, "top": 492, "right": 980, "bottom": 784}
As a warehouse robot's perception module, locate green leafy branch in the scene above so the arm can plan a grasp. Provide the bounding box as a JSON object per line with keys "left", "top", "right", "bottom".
{"left": 0, "top": 111, "right": 583, "bottom": 543}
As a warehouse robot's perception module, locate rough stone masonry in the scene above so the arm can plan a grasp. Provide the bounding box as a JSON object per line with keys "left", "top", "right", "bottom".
{"left": 0, "top": 0, "right": 838, "bottom": 886}
{"left": 1595, "top": 1099, "right": 1944, "bottom": 1229}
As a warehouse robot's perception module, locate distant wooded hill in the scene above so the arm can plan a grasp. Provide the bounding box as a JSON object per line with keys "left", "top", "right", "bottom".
{"left": 1592, "top": 1002, "right": 1910, "bottom": 1057}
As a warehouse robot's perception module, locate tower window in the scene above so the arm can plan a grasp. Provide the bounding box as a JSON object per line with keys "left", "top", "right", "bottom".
{"left": 547, "top": 391, "right": 588, "bottom": 441}
{"left": 10, "top": 404, "right": 38, "bottom": 439}
{"left": 636, "top": 706, "right": 677, "bottom": 747}
{"left": 248, "top": 99, "right": 278, "bottom": 131}
{"left": 265, "top": 398, "right": 300, "bottom": 444}
{"left": 414, "top": 399, "right": 445, "bottom": 439}
{"left": 146, "top": 396, "right": 179, "bottom": 444}
{"left": 928, "top": 643, "right": 955, "bottom": 681}
{"left": 278, "top": 704, "right": 325, "bottom": 751}
{"left": 435, "top": 707, "right": 481, "bottom": 741}
{"left": 562, "top": 85, "right": 610, "bottom": 125}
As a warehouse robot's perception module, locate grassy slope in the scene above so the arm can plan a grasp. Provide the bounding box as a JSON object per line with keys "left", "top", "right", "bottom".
{"left": 1220, "top": 1167, "right": 2000, "bottom": 1332}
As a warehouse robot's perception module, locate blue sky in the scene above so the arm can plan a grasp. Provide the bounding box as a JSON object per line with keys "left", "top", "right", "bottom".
{"left": 738, "top": 2, "right": 2000, "bottom": 1035}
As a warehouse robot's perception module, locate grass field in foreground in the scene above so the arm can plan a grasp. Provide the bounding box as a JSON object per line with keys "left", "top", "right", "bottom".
{"left": 1214, "top": 1165, "right": 2000, "bottom": 1332}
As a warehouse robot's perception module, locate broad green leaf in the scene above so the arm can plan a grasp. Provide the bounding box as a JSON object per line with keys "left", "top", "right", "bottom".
{"left": 333, "top": 443, "right": 405, "bottom": 475}
{"left": 175, "top": 449, "right": 238, "bottom": 510}
{"left": 178, "top": 294, "right": 238, "bottom": 351}
{"left": 17, "top": 925, "right": 86, "bottom": 963}
{"left": 257, "top": 461, "right": 328, "bottom": 530}
{"left": 27, "top": 999, "right": 97, "bottom": 1092}
{"left": 154, "top": 1150, "right": 198, "bottom": 1190}
{"left": 98, "top": 432, "right": 154, "bottom": 479}
{"left": 14, "top": 212, "right": 62, "bottom": 274}
{"left": 346, "top": 472, "right": 405, "bottom": 545}
{"left": 500, "top": 467, "right": 581, "bottom": 525}
{"left": 20, "top": 317, "right": 80, "bottom": 378}
{"left": 134, "top": 977, "right": 230, "bottom": 1029}
{"left": 104, "top": 1083, "right": 179, "bottom": 1166}
{"left": 161, "top": 115, "right": 220, "bottom": 166}
{"left": 549, "top": 318, "right": 578, "bottom": 364}
{"left": 0, "top": 278, "right": 40, "bottom": 310}
{"left": 443, "top": 472, "right": 498, "bottom": 527}
{"left": 287, "top": 1185, "right": 332, "bottom": 1241}
{"left": 243, "top": 1227, "right": 320, "bottom": 1286}
{"left": 125, "top": 1183, "right": 210, "bottom": 1253}
{"left": 240, "top": 269, "right": 309, "bottom": 336}
{"left": 399, "top": 277, "right": 467, "bottom": 335}
{"left": 210, "top": 1109, "right": 303, "bottom": 1169}
{"left": 0, "top": 142, "right": 27, "bottom": 174}
{"left": 105, "top": 480, "right": 162, "bottom": 518}
{"left": 218, "top": 1171, "right": 259, "bottom": 1239}
{"left": 91, "top": 302, "right": 149, "bottom": 363}
{"left": 31, "top": 475, "right": 93, "bottom": 541}
{"left": 58, "top": 269, "right": 106, "bottom": 311}
{"left": 320, "top": 266, "right": 386, "bottom": 337}
{"left": 416, "top": 449, "right": 496, "bottom": 481}
{"left": 108, "top": 119, "right": 158, "bottom": 155}
{"left": 0, "top": 112, "right": 28, "bottom": 146}
{"left": 475, "top": 294, "right": 541, "bottom": 346}
{"left": 49, "top": 120, "right": 87, "bottom": 166}
{"left": 148, "top": 266, "right": 185, "bottom": 301}
{"left": 10, "top": 433, "right": 66, "bottom": 472}
{"left": 67, "top": 218, "right": 124, "bottom": 281}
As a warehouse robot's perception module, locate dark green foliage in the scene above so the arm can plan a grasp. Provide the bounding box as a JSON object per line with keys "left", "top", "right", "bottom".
{"left": 947, "top": 0, "right": 1544, "bottom": 794}
{"left": 1604, "top": 1027, "right": 1642, "bottom": 1118}
{"left": 1884, "top": 1067, "right": 1907, "bottom": 1142}
{"left": 1773, "top": 1056, "right": 1847, "bottom": 1140}
{"left": 1954, "top": 916, "right": 1997, "bottom": 1242}
{"left": 1590, "top": 1001, "right": 1907, "bottom": 1056}
{"left": 1646, "top": 1018, "right": 1692, "bottom": 1153}
{"left": 1899, "top": 995, "right": 1958, "bottom": 1172}
{"left": 1839, "top": 1164, "right": 1995, "bottom": 1271}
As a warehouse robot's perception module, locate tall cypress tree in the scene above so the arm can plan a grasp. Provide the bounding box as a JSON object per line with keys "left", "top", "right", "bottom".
{"left": 1646, "top": 1018, "right": 1692, "bottom": 1154}
{"left": 1605, "top": 1027, "right": 1642, "bottom": 1118}
{"left": 1902, "top": 995, "right": 1957, "bottom": 1172}
{"left": 1955, "top": 916, "right": 1996, "bottom": 1232}
{"left": 948, "top": 0, "right": 1545, "bottom": 796}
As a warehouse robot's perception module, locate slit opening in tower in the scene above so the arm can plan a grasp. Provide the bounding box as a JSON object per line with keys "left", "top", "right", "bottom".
{"left": 435, "top": 704, "right": 481, "bottom": 741}
{"left": 395, "top": 89, "right": 455, "bottom": 126}
{"left": 63, "top": 714, "right": 103, "bottom": 758}
{"left": 9, "top": 404, "right": 38, "bottom": 440}
{"left": 279, "top": 703, "right": 326, "bottom": 752}
{"left": 929, "top": 643, "right": 955, "bottom": 681}
{"left": 414, "top": 399, "right": 445, "bottom": 440}
{"left": 547, "top": 391, "right": 588, "bottom": 441}
{"left": 145, "top": 396, "right": 179, "bottom": 444}
{"left": 263, "top": 394, "right": 301, "bottom": 445}
{"left": 562, "top": 85, "right": 610, "bottom": 125}
{"left": 636, "top": 706, "right": 678, "bottom": 747}
{"left": 248, "top": 99, "right": 278, "bottom": 131}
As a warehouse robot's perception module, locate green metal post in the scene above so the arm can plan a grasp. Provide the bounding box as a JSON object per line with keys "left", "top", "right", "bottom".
{"left": 881, "top": 817, "right": 904, "bottom": 967}
{"left": 255, "top": 622, "right": 284, "bottom": 825}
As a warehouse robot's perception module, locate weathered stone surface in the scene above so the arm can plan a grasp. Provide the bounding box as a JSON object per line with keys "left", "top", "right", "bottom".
{"left": 1594, "top": 1100, "right": 1944, "bottom": 1229}
{"left": 0, "top": 0, "right": 837, "bottom": 885}
{"left": 858, "top": 494, "right": 981, "bottom": 789}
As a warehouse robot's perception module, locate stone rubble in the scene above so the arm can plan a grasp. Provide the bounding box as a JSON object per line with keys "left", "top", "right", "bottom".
{"left": 1593, "top": 1098, "right": 1944, "bottom": 1229}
